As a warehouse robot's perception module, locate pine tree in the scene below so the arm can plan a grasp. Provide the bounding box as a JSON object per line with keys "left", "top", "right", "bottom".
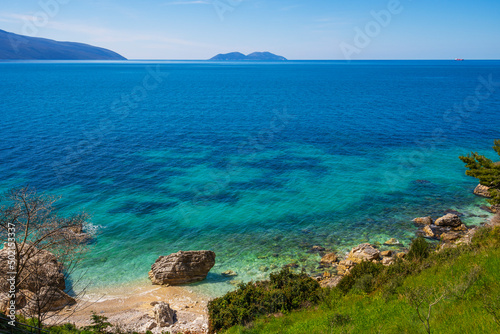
{"left": 459, "top": 140, "right": 500, "bottom": 206}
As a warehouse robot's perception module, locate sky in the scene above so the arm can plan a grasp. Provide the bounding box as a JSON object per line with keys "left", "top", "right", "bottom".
{"left": 0, "top": 0, "right": 499, "bottom": 60}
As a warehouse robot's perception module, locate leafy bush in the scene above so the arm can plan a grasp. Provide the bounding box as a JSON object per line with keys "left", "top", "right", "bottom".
{"left": 406, "top": 237, "right": 430, "bottom": 262}
{"left": 84, "top": 312, "right": 113, "bottom": 333}
{"left": 327, "top": 313, "right": 351, "bottom": 327}
{"left": 459, "top": 139, "right": 500, "bottom": 206}
{"left": 337, "top": 261, "right": 384, "bottom": 294}
{"left": 207, "top": 268, "right": 321, "bottom": 333}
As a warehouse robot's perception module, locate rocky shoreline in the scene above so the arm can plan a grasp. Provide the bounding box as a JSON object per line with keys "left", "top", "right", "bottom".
{"left": 315, "top": 183, "right": 498, "bottom": 289}
{"left": 4, "top": 184, "right": 498, "bottom": 334}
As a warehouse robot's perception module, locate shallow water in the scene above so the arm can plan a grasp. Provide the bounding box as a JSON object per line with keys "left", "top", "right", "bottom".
{"left": 1, "top": 60, "right": 499, "bottom": 296}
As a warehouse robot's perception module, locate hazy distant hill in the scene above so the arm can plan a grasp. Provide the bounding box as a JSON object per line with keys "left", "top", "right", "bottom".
{"left": 0, "top": 29, "right": 126, "bottom": 60}
{"left": 210, "top": 51, "right": 287, "bottom": 61}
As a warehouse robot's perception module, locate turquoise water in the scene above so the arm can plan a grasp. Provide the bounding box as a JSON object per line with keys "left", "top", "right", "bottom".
{"left": 0, "top": 60, "right": 499, "bottom": 296}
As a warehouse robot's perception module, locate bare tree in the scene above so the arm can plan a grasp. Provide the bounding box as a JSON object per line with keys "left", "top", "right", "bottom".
{"left": 0, "top": 187, "right": 91, "bottom": 333}
{"left": 405, "top": 286, "right": 447, "bottom": 334}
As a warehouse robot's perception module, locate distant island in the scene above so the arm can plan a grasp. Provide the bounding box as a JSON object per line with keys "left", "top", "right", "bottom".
{"left": 0, "top": 29, "right": 126, "bottom": 60}
{"left": 209, "top": 51, "right": 287, "bottom": 61}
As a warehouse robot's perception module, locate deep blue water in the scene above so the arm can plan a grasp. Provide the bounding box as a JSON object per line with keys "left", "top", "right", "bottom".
{"left": 1, "top": 60, "right": 499, "bottom": 295}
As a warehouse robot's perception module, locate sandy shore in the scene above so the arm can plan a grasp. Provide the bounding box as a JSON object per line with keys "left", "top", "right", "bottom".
{"left": 52, "top": 282, "right": 211, "bottom": 333}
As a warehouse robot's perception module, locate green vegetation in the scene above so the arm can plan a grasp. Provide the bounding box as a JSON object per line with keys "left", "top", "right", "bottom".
{"left": 208, "top": 268, "right": 321, "bottom": 333}
{"left": 336, "top": 261, "right": 384, "bottom": 295}
{"left": 218, "top": 222, "right": 500, "bottom": 333}
{"left": 83, "top": 312, "right": 114, "bottom": 333}
{"left": 406, "top": 236, "right": 431, "bottom": 262}
{"left": 460, "top": 139, "right": 500, "bottom": 205}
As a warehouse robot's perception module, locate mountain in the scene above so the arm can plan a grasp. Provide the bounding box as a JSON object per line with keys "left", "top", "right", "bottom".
{"left": 0, "top": 29, "right": 126, "bottom": 60}
{"left": 209, "top": 52, "right": 247, "bottom": 61}
{"left": 209, "top": 51, "right": 287, "bottom": 61}
{"left": 245, "top": 52, "right": 287, "bottom": 61}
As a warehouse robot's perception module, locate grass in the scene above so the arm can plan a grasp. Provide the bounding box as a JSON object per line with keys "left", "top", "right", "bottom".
{"left": 223, "top": 224, "right": 500, "bottom": 334}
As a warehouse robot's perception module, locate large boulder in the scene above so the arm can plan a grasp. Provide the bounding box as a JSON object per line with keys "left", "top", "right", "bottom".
{"left": 434, "top": 214, "right": 462, "bottom": 227}
{"left": 474, "top": 184, "right": 492, "bottom": 198}
{"left": 26, "top": 286, "right": 76, "bottom": 312}
{"left": 149, "top": 250, "right": 216, "bottom": 285}
{"left": 440, "top": 232, "right": 461, "bottom": 242}
{"left": 319, "top": 275, "right": 343, "bottom": 288}
{"left": 423, "top": 225, "right": 438, "bottom": 238}
{"left": 346, "top": 243, "right": 380, "bottom": 263}
{"left": 337, "top": 259, "right": 355, "bottom": 275}
{"left": 0, "top": 247, "right": 65, "bottom": 292}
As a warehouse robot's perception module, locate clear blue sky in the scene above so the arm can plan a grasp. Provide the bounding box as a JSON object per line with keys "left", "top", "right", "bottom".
{"left": 1, "top": 0, "right": 499, "bottom": 60}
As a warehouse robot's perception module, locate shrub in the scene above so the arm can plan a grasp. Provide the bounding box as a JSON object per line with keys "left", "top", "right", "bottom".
{"left": 84, "top": 312, "right": 113, "bottom": 333}
{"left": 407, "top": 237, "right": 430, "bottom": 262}
{"left": 328, "top": 313, "right": 351, "bottom": 330}
{"left": 207, "top": 268, "right": 321, "bottom": 333}
{"left": 337, "top": 261, "right": 384, "bottom": 294}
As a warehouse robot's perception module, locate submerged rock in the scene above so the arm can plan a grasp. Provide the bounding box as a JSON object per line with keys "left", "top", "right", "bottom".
{"left": 383, "top": 238, "right": 402, "bottom": 246}
{"left": 434, "top": 214, "right": 462, "bottom": 227}
{"left": 320, "top": 253, "right": 338, "bottom": 265}
{"left": 444, "top": 209, "right": 463, "bottom": 217}
{"left": 221, "top": 270, "right": 238, "bottom": 277}
{"left": 474, "top": 184, "right": 492, "bottom": 198}
{"left": 310, "top": 245, "right": 326, "bottom": 252}
{"left": 412, "top": 216, "right": 433, "bottom": 225}
{"left": 149, "top": 250, "right": 215, "bottom": 286}
{"left": 480, "top": 205, "right": 494, "bottom": 213}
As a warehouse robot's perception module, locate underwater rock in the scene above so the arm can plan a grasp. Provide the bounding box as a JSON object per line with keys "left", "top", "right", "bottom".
{"left": 320, "top": 253, "right": 338, "bottom": 265}
{"left": 383, "top": 238, "right": 402, "bottom": 246}
{"left": 310, "top": 245, "right": 325, "bottom": 252}
{"left": 480, "top": 205, "right": 494, "bottom": 213}
{"left": 221, "top": 270, "right": 238, "bottom": 277}
{"left": 443, "top": 209, "right": 463, "bottom": 217}
{"left": 412, "top": 216, "right": 433, "bottom": 225}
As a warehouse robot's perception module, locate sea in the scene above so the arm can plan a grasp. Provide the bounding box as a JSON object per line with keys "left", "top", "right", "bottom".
{"left": 1, "top": 60, "right": 499, "bottom": 297}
